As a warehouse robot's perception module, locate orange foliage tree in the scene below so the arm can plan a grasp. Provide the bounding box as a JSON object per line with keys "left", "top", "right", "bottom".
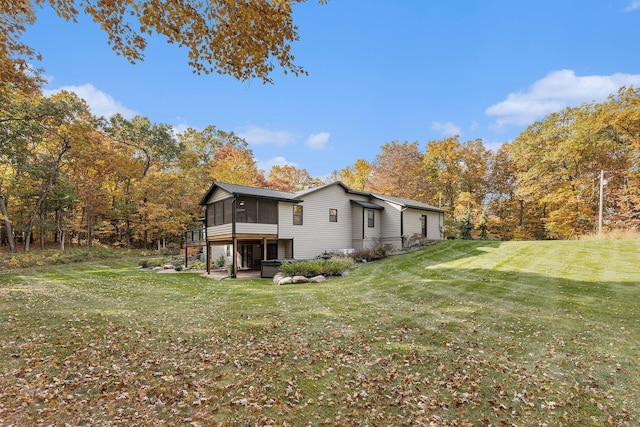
{"left": 1, "top": 0, "right": 326, "bottom": 89}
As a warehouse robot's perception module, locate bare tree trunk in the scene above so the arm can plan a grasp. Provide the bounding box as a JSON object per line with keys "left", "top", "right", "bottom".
{"left": 519, "top": 199, "right": 524, "bottom": 226}
{"left": 25, "top": 187, "right": 51, "bottom": 252}
{"left": 126, "top": 219, "right": 131, "bottom": 248}
{"left": 56, "top": 208, "right": 66, "bottom": 251}
{"left": 40, "top": 209, "right": 46, "bottom": 250}
{"left": 59, "top": 228, "right": 66, "bottom": 250}
{"left": 0, "top": 196, "right": 16, "bottom": 253}
{"left": 86, "top": 206, "right": 92, "bottom": 247}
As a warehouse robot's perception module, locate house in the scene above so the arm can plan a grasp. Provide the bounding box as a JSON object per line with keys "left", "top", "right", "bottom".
{"left": 187, "top": 181, "right": 445, "bottom": 276}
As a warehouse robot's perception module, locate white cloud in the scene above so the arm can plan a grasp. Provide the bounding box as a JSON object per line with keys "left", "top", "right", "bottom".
{"left": 486, "top": 69, "right": 640, "bottom": 129}
{"left": 305, "top": 132, "right": 330, "bottom": 150}
{"left": 624, "top": 0, "right": 640, "bottom": 12}
{"left": 483, "top": 140, "right": 507, "bottom": 152}
{"left": 257, "top": 156, "right": 297, "bottom": 172}
{"left": 171, "top": 122, "right": 191, "bottom": 137}
{"left": 43, "top": 83, "right": 137, "bottom": 119}
{"left": 431, "top": 121, "right": 461, "bottom": 136}
{"left": 237, "top": 126, "right": 296, "bottom": 145}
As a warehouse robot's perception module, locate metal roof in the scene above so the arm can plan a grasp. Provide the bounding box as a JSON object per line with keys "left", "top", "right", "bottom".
{"left": 350, "top": 199, "right": 384, "bottom": 210}
{"left": 370, "top": 193, "right": 445, "bottom": 212}
{"left": 199, "top": 181, "right": 302, "bottom": 205}
{"left": 200, "top": 181, "right": 444, "bottom": 213}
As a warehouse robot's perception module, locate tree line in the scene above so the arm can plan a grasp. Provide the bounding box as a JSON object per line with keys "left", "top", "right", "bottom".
{"left": 0, "top": 85, "right": 325, "bottom": 252}
{"left": 2, "top": 85, "right": 639, "bottom": 253}
{"left": 334, "top": 87, "right": 640, "bottom": 240}
{"left": 336, "top": 87, "right": 639, "bottom": 241}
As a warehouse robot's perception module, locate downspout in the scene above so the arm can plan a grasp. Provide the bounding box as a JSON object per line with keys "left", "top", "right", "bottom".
{"left": 400, "top": 206, "right": 407, "bottom": 248}
{"left": 204, "top": 206, "right": 210, "bottom": 274}
{"left": 231, "top": 196, "right": 237, "bottom": 278}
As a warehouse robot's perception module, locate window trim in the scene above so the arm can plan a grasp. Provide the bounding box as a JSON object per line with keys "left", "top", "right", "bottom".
{"left": 367, "top": 209, "right": 375, "bottom": 228}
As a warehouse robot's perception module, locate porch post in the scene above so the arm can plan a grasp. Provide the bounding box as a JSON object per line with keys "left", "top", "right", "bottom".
{"left": 206, "top": 241, "right": 210, "bottom": 274}
{"left": 263, "top": 238, "right": 267, "bottom": 260}
{"left": 231, "top": 196, "right": 237, "bottom": 278}
{"left": 232, "top": 237, "right": 237, "bottom": 278}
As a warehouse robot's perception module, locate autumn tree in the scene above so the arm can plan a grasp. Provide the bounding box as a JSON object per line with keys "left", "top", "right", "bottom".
{"left": 102, "top": 114, "right": 180, "bottom": 248}
{"left": 1, "top": 0, "right": 325, "bottom": 88}
{"left": 177, "top": 125, "right": 250, "bottom": 224}
{"left": 208, "top": 144, "right": 266, "bottom": 187}
{"left": 485, "top": 143, "right": 522, "bottom": 240}
{"left": 267, "top": 164, "right": 320, "bottom": 192}
{"left": 65, "top": 129, "right": 115, "bottom": 247}
{"left": 510, "top": 103, "right": 626, "bottom": 238}
{"left": 459, "top": 139, "right": 490, "bottom": 207}
{"left": 369, "top": 141, "right": 432, "bottom": 202}
{"left": 0, "top": 86, "right": 33, "bottom": 251}
{"left": 0, "top": 90, "right": 93, "bottom": 251}
{"left": 134, "top": 168, "right": 192, "bottom": 249}
{"left": 424, "top": 136, "right": 463, "bottom": 210}
{"left": 46, "top": 178, "right": 78, "bottom": 250}
{"left": 336, "top": 159, "right": 371, "bottom": 191}
{"left": 598, "top": 87, "right": 640, "bottom": 230}
{"left": 0, "top": 0, "right": 45, "bottom": 94}
{"left": 178, "top": 126, "right": 248, "bottom": 170}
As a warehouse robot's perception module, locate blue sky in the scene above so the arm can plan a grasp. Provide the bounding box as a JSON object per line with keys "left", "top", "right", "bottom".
{"left": 24, "top": 1, "right": 640, "bottom": 178}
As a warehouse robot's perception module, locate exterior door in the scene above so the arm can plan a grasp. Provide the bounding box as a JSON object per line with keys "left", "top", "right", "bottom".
{"left": 240, "top": 244, "right": 253, "bottom": 269}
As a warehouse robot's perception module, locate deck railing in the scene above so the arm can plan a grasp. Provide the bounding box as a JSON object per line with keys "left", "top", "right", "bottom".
{"left": 184, "top": 228, "right": 206, "bottom": 243}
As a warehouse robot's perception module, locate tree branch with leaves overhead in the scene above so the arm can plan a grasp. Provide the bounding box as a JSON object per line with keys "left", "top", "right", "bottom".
{"left": 1, "top": 0, "right": 325, "bottom": 92}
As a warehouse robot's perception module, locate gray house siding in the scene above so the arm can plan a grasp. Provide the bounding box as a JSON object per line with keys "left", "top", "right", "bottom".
{"left": 280, "top": 184, "right": 361, "bottom": 259}
{"left": 402, "top": 208, "right": 444, "bottom": 241}
{"left": 197, "top": 181, "right": 445, "bottom": 267}
{"left": 377, "top": 201, "right": 402, "bottom": 248}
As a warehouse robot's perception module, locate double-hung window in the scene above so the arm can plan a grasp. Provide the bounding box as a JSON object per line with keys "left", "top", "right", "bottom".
{"left": 293, "top": 205, "right": 303, "bottom": 225}
{"left": 367, "top": 210, "right": 375, "bottom": 228}
{"left": 329, "top": 208, "right": 338, "bottom": 222}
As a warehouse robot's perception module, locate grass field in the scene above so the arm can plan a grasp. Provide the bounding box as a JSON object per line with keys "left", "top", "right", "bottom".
{"left": 1, "top": 240, "right": 639, "bottom": 426}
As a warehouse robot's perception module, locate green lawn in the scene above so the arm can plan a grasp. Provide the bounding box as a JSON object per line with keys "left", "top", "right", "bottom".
{"left": 1, "top": 240, "right": 639, "bottom": 426}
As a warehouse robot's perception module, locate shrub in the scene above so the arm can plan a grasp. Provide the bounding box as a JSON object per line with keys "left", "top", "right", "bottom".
{"left": 139, "top": 259, "right": 149, "bottom": 268}
{"left": 214, "top": 255, "right": 225, "bottom": 269}
{"left": 190, "top": 260, "right": 206, "bottom": 270}
{"left": 279, "top": 258, "right": 354, "bottom": 278}
{"left": 321, "top": 258, "right": 354, "bottom": 276}
{"left": 350, "top": 242, "right": 388, "bottom": 262}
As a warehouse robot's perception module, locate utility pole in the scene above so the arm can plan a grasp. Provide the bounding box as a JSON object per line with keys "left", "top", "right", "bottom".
{"left": 598, "top": 169, "right": 604, "bottom": 234}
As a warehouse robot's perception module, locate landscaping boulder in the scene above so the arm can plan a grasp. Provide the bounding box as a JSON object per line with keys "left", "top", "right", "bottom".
{"left": 278, "top": 276, "right": 293, "bottom": 286}
{"left": 308, "top": 275, "right": 327, "bottom": 283}
{"left": 272, "top": 272, "right": 285, "bottom": 285}
{"left": 292, "top": 275, "right": 310, "bottom": 284}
